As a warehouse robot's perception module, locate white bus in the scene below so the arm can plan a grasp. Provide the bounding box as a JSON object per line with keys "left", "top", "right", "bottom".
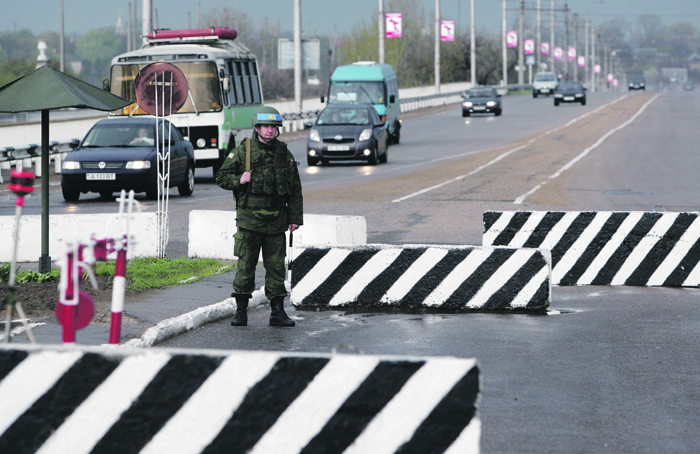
{"left": 107, "top": 27, "right": 264, "bottom": 175}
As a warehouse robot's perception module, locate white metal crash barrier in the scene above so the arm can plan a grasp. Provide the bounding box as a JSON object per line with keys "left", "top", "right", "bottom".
{"left": 0, "top": 344, "right": 481, "bottom": 454}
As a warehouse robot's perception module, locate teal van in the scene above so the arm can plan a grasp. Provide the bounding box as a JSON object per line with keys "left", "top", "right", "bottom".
{"left": 323, "top": 62, "right": 401, "bottom": 144}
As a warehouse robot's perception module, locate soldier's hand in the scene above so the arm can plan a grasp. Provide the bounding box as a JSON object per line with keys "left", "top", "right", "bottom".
{"left": 240, "top": 171, "right": 251, "bottom": 184}
{"left": 289, "top": 224, "right": 299, "bottom": 232}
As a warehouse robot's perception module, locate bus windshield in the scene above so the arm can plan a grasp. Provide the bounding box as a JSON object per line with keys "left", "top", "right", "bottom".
{"left": 111, "top": 61, "right": 222, "bottom": 114}
{"left": 328, "top": 81, "right": 385, "bottom": 105}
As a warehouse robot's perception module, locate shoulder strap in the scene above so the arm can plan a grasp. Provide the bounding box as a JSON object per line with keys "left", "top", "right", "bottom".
{"left": 246, "top": 138, "right": 251, "bottom": 172}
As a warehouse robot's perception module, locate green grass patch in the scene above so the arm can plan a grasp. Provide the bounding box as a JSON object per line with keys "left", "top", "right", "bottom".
{"left": 2, "top": 258, "right": 233, "bottom": 292}
{"left": 95, "top": 257, "right": 233, "bottom": 292}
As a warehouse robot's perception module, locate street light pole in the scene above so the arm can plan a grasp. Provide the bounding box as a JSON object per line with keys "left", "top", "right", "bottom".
{"left": 502, "top": 0, "right": 507, "bottom": 86}
{"left": 536, "top": 0, "right": 541, "bottom": 70}
{"left": 294, "top": 0, "right": 302, "bottom": 112}
{"left": 435, "top": 0, "right": 441, "bottom": 92}
{"left": 518, "top": 0, "right": 524, "bottom": 85}
{"left": 470, "top": 0, "right": 476, "bottom": 85}
{"left": 550, "top": 0, "right": 555, "bottom": 73}
{"left": 378, "top": 0, "right": 385, "bottom": 64}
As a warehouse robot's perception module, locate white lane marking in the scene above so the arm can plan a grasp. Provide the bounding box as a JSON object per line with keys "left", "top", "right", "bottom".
{"left": 514, "top": 93, "right": 661, "bottom": 204}
{"left": 0, "top": 322, "right": 45, "bottom": 342}
{"left": 394, "top": 94, "right": 629, "bottom": 203}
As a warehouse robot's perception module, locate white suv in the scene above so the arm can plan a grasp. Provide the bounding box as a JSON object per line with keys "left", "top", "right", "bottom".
{"left": 532, "top": 72, "right": 558, "bottom": 97}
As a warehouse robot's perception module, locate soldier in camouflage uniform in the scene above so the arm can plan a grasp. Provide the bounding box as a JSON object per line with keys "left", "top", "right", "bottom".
{"left": 215, "top": 106, "right": 303, "bottom": 327}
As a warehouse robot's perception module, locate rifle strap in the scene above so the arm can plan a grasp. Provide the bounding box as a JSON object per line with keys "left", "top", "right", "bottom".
{"left": 245, "top": 138, "right": 251, "bottom": 172}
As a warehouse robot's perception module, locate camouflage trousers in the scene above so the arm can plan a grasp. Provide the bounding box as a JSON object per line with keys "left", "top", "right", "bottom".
{"left": 232, "top": 228, "right": 287, "bottom": 299}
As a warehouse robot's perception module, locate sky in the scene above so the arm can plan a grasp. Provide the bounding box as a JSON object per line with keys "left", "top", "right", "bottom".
{"left": 1, "top": 0, "right": 699, "bottom": 39}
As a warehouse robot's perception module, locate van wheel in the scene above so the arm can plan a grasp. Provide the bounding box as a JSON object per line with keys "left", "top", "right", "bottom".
{"left": 533, "top": 91, "right": 538, "bottom": 98}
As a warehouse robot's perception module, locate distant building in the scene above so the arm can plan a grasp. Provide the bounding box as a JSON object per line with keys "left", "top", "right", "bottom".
{"left": 689, "top": 53, "right": 700, "bottom": 71}
{"left": 661, "top": 68, "right": 688, "bottom": 83}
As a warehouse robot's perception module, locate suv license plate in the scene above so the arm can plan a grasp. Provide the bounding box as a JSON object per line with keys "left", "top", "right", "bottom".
{"left": 541, "top": 89, "right": 549, "bottom": 93}
{"left": 86, "top": 173, "right": 116, "bottom": 180}
{"left": 327, "top": 145, "right": 350, "bottom": 151}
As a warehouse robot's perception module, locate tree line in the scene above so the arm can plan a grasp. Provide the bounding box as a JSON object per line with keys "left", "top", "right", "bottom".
{"left": 1, "top": 2, "right": 698, "bottom": 99}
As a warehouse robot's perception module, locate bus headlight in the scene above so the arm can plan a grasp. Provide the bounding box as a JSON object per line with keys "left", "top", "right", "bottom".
{"left": 196, "top": 138, "right": 206, "bottom": 148}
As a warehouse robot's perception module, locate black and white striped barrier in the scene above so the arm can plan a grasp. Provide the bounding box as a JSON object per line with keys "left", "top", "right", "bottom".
{"left": 0, "top": 345, "right": 480, "bottom": 454}
{"left": 483, "top": 211, "right": 700, "bottom": 287}
{"left": 291, "top": 244, "right": 551, "bottom": 311}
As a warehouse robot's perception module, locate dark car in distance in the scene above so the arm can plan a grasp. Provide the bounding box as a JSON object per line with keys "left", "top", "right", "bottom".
{"left": 554, "top": 81, "right": 586, "bottom": 106}
{"left": 61, "top": 117, "right": 195, "bottom": 201}
{"left": 306, "top": 104, "right": 388, "bottom": 166}
{"left": 628, "top": 77, "right": 646, "bottom": 91}
{"left": 462, "top": 87, "right": 502, "bottom": 117}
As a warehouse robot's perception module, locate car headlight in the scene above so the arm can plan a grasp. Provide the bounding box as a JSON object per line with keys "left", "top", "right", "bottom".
{"left": 308, "top": 129, "right": 320, "bottom": 142}
{"left": 359, "top": 129, "right": 372, "bottom": 141}
{"left": 486, "top": 101, "right": 496, "bottom": 106}
{"left": 125, "top": 161, "right": 151, "bottom": 169}
{"left": 463, "top": 101, "right": 473, "bottom": 107}
{"left": 640, "top": 83, "right": 645, "bottom": 86}
{"left": 62, "top": 161, "right": 80, "bottom": 170}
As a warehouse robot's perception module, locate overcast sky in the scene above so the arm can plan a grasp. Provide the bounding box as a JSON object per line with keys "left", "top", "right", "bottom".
{"left": 2, "top": 0, "right": 699, "bottom": 39}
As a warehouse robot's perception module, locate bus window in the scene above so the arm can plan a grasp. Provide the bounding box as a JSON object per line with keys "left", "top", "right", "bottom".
{"left": 226, "top": 60, "right": 238, "bottom": 106}
{"left": 233, "top": 61, "right": 245, "bottom": 105}
{"left": 249, "top": 62, "right": 261, "bottom": 104}
{"left": 241, "top": 62, "right": 253, "bottom": 104}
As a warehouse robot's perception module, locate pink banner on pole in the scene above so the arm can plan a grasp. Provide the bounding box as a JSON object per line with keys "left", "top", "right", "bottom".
{"left": 541, "top": 42, "right": 550, "bottom": 56}
{"left": 440, "top": 20, "right": 455, "bottom": 42}
{"left": 594, "top": 64, "right": 601, "bottom": 74}
{"left": 553, "top": 47, "right": 563, "bottom": 60}
{"left": 568, "top": 47, "right": 577, "bottom": 59}
{"left": 607, "top": 73, "right": 614, "bottom": 82}
{"left": 507, "top": 31, "right": 518, "bottom": 48}
{"left": 577, "top": 56, "right": 585, "bottom": 67}
{"left": 386, "top": 13, "right": 402, "bottom": 38}
{"left": 524, "top": 39, "right": 534, "bottom": 54}
{"left": 613, "top": 78, "right": 619, "bottom": 88}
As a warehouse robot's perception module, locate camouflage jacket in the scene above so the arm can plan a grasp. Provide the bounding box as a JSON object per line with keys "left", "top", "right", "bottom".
{"left": 215, "top": 133, "right": 303, "bottom": 234}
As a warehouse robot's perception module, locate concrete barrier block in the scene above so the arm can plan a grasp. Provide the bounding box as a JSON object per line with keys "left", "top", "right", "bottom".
{"left": 0, "top": 344, "right": 480, "bottom": 454}
{"left": 0, "top": 212, "right": 158, "bottom": 262}
{"left": 291, "top": 244, "right": 551, "bottom": 312}
{"left": 188, "top": 210, "right": 367, "bottom": 260}
{"left": 484, "top": 211, "right": 700, "bottom": 287}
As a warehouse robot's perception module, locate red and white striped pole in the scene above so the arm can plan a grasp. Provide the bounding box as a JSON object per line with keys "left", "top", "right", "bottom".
{"left": 109, "top": 235, "right": 128, "bottom": 344}
{"left": 60, "top": 247, "right": 77, "bottom": 344}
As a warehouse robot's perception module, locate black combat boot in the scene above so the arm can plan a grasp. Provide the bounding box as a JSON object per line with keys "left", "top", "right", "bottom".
{"left": 231, "top": 295, "right": 249, "bottom": 326}
{"left": 269, "top": 296, "right": 295, "bottom": 327}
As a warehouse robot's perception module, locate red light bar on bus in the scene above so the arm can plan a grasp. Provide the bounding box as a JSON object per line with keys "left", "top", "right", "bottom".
{"left": 147, "top": 27, "right": 238, "bottom": 41}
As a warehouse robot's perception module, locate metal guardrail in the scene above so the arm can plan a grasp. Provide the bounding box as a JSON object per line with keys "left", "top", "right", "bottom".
{"left": 0, "top": 140, "right": 79, "bottom": 183}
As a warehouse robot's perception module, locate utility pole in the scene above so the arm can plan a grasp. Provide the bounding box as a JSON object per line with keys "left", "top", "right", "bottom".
{"left": 133, "top": 0, "right": 138, "bottom": 49}
{"left": 584, "top": 17, "right": 589, "bottom": 87}
{"left": 502, "top": 0, "right": 507, "bottom": 85}
{"left": 60, "top": 0, "right": 65, "bottom": 72}
{"left": 536, "top": 0, "right": 541, "bottom": 70}
{"left": 564, "top": 3, "right": 569, "bottom": 79}
{"left": 378, "top": 0, "right": 385, "bottom": 64}
{"left": 294, "top": 0, "right": 302, "bottom": 112}
{"left": 470, "top": 0, "right": 476, "bottom": 85}
{"left": 573, "top": 13, "right": 578, "bottom": 81}
{"left": 196, "top": 3, "right": 200, "bottom": 28}
{"left": 550, "top": 0, "right": 555, "bottom": 73}
{"left": 127, "top": 3, "right": 132, "bottom": 51}
{"left": 435, "top": 0, "right": 441, "bottom": 92}
{"left": 142, "top": 0, "right": 152, "bottom": 45}
{"left": 518, "top": 0, "right": 524, "bottom": 85}
{"left": 591, "top": 26, "right": 596, "bottom": 92}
